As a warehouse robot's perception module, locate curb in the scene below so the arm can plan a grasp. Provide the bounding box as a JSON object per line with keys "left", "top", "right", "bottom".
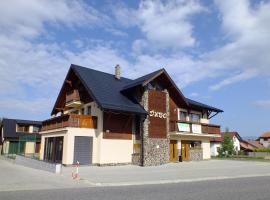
{"left": 80, "top": 173, "right": 270, "bottom": 187}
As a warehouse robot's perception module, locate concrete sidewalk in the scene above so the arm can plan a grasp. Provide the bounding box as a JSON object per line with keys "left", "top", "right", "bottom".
{"left": 1, "top": 158, "right": 270, "bottom": 192}
{"left": 0, "top": 159, "right": 88, "bottom": 192}
{"left": 62, "top": 160, "right": 270, "bottom": 186}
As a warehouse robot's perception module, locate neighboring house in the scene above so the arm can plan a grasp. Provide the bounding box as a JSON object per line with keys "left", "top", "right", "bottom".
{"left": 0, "top": 118, "right": 42, "bottom": 155}
{"left": 257, "top": 132, "right": 270, "bottom": 148}
{"left": 39, "top": 64, "right": 223, "bottom": 166}
{"left": 210, "top": 137, "right": 222, "bottom": 156}
{"left": 210, "top": 132, "right": 242, "bottom": 156}
{"left": 240, "top": 139, "right": 264, "bottom": 152}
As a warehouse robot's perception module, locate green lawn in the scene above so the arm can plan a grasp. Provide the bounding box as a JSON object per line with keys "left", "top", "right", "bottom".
{"left": 211, "top": 156, "right": 270, "bottom": 162}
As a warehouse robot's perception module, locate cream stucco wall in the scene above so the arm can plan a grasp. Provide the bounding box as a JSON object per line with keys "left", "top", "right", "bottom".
{"left": 233, "top": 136, "right": 241, "bottom": 152}
{"left": 99, "top": 139, "right": 133, "bottom": 164}
{"left": 25, "top": 142, "right": 35, "bottom": 154}
{"left": 260, "top": 138, "right": 270, "bottom": 148}
{"left": 210, "top": 142, "right": 220, "bottom": 156}
{"left": 29, "top": 125, "right": 34, "bottom": 133}
{"left": 2, "top": 141, "right": 9, "bottom": 154}
{"left": 202, "top": 140, "right": 211, "bottom": 159}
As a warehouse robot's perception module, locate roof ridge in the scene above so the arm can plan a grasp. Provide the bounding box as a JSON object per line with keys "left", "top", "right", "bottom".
{"left": 121, "top": 68, "right": 164, "bottom": 90}
{"left": 3, "top": 118, "right": 41, "bottom": 122}
{"left": 71, "top": 64, "right": 132, "bottom": 81}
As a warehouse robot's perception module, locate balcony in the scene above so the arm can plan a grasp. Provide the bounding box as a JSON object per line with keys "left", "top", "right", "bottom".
{"left": 41, "top": 114, "right": 98, "bottom": 132}
{"left": 65, "top": 89, "right": 82, "bottom": 107}
{"left": 169, "top": 120, "right": 220, "bottom": 135}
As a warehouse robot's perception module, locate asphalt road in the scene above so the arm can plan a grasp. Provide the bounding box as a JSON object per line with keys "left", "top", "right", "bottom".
{"left": 1, "top": 176, "right": 270, "bottom": 200}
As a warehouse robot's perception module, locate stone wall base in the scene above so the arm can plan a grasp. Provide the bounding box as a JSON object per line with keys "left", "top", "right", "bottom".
{"left": 189, "top": 149, "right": 203, "bottom": 161}
{"left": 132, "top": 153, "right": 141, "bottom": 166}
{"left": 143, "top": 138, "right": 169, "bottom": 166}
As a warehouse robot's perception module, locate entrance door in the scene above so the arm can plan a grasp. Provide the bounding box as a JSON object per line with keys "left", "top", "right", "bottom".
{"left": 44, "top": 137, "right": 63, "bottom": 163}
{"left": 181, "top": 141, "right": 189, "bottom": 161}
{"left": 170, "top": 140, "right": 178, "bottom": 162}
{"left": 73, "top": 136, "right": 93, "bottom": 165}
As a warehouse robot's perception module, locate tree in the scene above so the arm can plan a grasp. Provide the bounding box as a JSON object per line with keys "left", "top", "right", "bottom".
{"left": 218, "top": 128, "right": 235, "bottom": 157}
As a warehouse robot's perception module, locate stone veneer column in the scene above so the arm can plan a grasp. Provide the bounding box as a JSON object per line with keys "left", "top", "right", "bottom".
{"left": 140, "top": 89, "right": 170, "bottom": 166}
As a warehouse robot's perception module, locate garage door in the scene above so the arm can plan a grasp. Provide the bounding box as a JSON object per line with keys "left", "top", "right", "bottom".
{"left": 73, "top": 136, "right": 93, "bottom": 165}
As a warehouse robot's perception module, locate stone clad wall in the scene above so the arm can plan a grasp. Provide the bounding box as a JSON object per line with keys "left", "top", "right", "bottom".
{"left": 189, "top": 149, "right": 203, "bottom": 161}
{"left": 141, "top": 89, "right": 170, "bottom": 166}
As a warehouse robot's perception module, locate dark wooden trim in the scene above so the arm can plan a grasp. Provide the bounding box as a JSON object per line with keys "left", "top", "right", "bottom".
{"left": 103, "top": 132, "right": 132, "bottom": 140}
{"left": 65, "top": 80, "right": 72, "bottom": 87}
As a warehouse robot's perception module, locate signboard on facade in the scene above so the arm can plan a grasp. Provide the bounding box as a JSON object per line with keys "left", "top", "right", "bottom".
{"left": 192, "top": 124, "right": 202, "bottom": 134}
{"left": 148, "top": 90, "right": 167, "bottom": 138}
{"left": 149, "top": 110, "right": 168, "bottom": 119}
{"left": 177, "top": 122, "right": 190, "bottom": 132}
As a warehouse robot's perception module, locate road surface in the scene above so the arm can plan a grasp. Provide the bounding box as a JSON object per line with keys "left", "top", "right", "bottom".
{"left": 1, "top": 176, "right": 270, "bottom": 200}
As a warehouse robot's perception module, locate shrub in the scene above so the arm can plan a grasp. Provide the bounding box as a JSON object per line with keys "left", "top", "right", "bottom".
{"left": 254, "top": 148, "right": 270, "bottom": 152}
{"left": 218, "top": 130, "right": 235, "bottom": 157}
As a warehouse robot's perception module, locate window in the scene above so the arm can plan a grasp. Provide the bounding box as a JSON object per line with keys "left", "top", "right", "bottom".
{"left": 81, "top": 108, "right": 85, "bottom": 115}
{"left": 71, "top": 110, "right": 79, "bottom": 114}
{"left": 190, "top": 141, "right": 201, "bottom": 149}
{"left": 87, "top": 106, "right": 91, "bottom": 115}
{"left": 190, "top": 113, "right": 201, "bottom": 123}
{"left": 180, "top": 111, "right": 188, "bottom": 121}
{"left": 17, "top": 124, "right": 30, "bottom": 133}
{"left": 33, "top": 126, "right": 40, "bottom": 133}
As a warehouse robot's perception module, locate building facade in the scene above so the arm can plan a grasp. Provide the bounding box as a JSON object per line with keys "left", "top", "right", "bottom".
{"left": 0, "top": 118, "right": 41, "bottom": 155}
{"left": 210, "top": 132, "right": 244, "bottom": 156}
{"left": 257, "top": 132, "right": 270, "bottom": 148}
{"left": 40, "top": 64, "right": 223, "bottom": 166}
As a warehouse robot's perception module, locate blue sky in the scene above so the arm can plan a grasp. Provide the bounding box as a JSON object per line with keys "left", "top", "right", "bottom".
{"left": 0, "top": 0, "right": 270, "bottom": 137}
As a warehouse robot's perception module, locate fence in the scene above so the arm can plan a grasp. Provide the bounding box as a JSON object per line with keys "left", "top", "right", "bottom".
{"left": 248, "top": 152, "right": 270, "bottom": 158}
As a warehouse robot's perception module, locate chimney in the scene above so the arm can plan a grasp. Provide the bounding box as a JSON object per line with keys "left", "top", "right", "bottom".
{"left": 115, "top": 64, "right": 121, "bottom": 80}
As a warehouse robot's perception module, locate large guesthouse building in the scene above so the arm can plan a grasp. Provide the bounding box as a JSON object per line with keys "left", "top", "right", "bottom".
{"left": 40, "top": 64, "right": 223, "bottom": 166}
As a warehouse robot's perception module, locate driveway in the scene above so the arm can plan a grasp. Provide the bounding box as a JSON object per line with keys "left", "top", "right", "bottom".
{"left": 62, "top": 160, "right": 270, "bottom": 186}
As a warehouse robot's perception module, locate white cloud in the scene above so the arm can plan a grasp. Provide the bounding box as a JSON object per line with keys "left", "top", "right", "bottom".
{"left": 207, "top": 0, "right": 270, "bottom": 90}
{"left": 0, "top": 98, "right": 53, "bottom": 114}
{"left": 209, "top": 69, "right": 258, "bottom": 91}
{"left": 253, "top": 100, "right": 270, "bottom": 109}
{"left": 1, "top": 0, "right": 270, "bottom": 119}
{"left": 0, "top": 0, "right": 112, "bottom": 117}
{"left": 0, "top": 0, "right": 105, "bottom": 39}
{"left": 114, "top": 0, "right": 270, "bottom": 91}
{"left": 136, "top": 0, "right": 205, "bottom": 49}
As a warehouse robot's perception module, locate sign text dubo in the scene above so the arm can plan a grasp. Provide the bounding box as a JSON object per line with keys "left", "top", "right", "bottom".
{"left": 149, "top": 110, "right": 168, "bottom": 119}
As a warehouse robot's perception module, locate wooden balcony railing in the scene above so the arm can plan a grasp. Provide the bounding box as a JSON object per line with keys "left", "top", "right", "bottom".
{"left": 201, "top": 124, "right": 221, "bottom": 135}
{"left": 169, "top": 120, "right": 220, "bottom": 135}
{"left": 41, "top": 114, "right": 97, "bottom": 131}
{"left": 66, "top": 89, "right": 80, "bottom": 103}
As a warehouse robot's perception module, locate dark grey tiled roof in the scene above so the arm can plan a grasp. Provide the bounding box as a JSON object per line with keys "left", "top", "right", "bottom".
{"left": 70, "top": 64, "right": 222, "bottom": 114}
{"left": 121, "top": 69, "right": 164, "bottom": 91}
{"left": 71, "top": 65, "right": 147, "bottom": 114}
{"left": 186, "top": 98, "right": 223, "bottom": 113}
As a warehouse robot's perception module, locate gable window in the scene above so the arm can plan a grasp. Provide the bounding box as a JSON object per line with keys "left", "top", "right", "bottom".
{"left": 33, "top": 126, "right": 40, "bottom": 133}
{"left": 17, "top": 124, "right": 30, "bottom": 133}
{"left": 87, "top": 106, "right": 91, "bottom": 115}
{"left": 81, "top": 108, "right": 85, "bottom": 115}
{"left": 180, "top": 111, "right": 188, "bottom": 121}
{"left": 190, "top": 113, "right": 201, "bottom": 123}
